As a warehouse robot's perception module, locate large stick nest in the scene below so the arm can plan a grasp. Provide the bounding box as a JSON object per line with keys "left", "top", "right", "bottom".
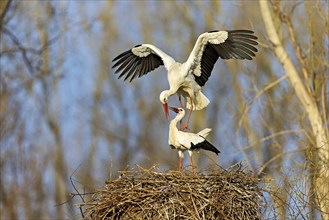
{"left": 81, "top": 166, "right": 265, "bottom": 219}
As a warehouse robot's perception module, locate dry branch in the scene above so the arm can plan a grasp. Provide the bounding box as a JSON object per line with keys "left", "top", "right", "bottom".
{"left": 259, "top": 1, "right": 329, "bottom": 218}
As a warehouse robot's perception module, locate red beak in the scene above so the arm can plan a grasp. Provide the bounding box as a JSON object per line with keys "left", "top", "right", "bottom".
{"left": 169, "top": 106, "right": 179, "bottom": 113}
{"left": 163, "top": 103, "right": 169, "bottom": 120}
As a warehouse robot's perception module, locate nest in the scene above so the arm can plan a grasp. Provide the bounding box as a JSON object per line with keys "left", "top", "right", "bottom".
{"left": 81, "top": 166, "right": 265, "bottom": 220}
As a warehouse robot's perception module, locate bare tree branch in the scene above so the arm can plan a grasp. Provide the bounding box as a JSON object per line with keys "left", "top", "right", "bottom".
{"left": 2, "top": 27, "right": 34, "bottom": 74}
{"left": 259, "top": 1, "right": 329, "bottom": 218}
{"left": 0, "top": 0, "right": 12, "bottom": 31}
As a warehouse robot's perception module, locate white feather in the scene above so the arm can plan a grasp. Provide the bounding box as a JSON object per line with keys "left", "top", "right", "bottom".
{"left": 132, "top": 44, "right": 175, "bottom": 70}
{"left": 185, "top": 91, "right": 209, "bottom": 110}
{"left": 131, "top": 46, "right": 151, "bottom": 57}
{"left": 185, "top": 31, "right": 228, "bottom": 77}
{"left": 197, "top": 128, "right": 212, "bottom": 138}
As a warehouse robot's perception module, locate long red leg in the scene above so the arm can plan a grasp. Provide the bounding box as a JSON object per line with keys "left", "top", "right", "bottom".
{"left": 178, "top": 95, "right": 183, "bottom": 108}
{"left": 179, "top": 157, "right": 183, "bottom": 172}
{"left": 178, "top": 95, "right": 184, "bottom": 130}
{"left": 183, "top": 96, "right": 193, "bottom": 130}
{"left": 190, "top": 155, "right": 195, "bottom": 176}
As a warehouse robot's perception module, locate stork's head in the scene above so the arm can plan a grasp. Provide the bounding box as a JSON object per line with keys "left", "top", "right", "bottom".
{"left": 168, "top": 107, "right": 185, "bottom": 116}
{"left": 159, "top": 91, "right": 170, "bottom": 120}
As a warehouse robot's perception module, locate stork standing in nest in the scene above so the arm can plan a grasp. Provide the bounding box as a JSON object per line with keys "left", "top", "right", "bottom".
{"left": 168, "top": 106, "right": 220, "bottom": 175}
{"left": 112, "top": 30, "right": 258, "bottom": 129}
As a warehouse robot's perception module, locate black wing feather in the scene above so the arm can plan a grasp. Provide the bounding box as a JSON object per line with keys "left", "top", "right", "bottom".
{"left": 190, "top": 139, "right": 220, "bottom": 155}
{"left": 112, "top": 46, "right": 164, "bottom": 82}
{"left": 227, "top": 30, "right": 254, "bottom": 34}
{"left": 135, "top": 60, "right": 144, "bottom": 78}
{"left": 193, "top": 30, "right": 258, "bottom": 87}
{"left": 112, "top": 52, "right": 132, "bottom": 69}
{"left": 112, "top": 50, "right": 131, "bottom": 62}
{"left": 118, "top": 56, "right": 138, "bottom": 75}
{"left": 123, "top": 59, "right": 140, "bottom": 81}
{"left": 231, "top": 42, "right": 258, "bottom": 55}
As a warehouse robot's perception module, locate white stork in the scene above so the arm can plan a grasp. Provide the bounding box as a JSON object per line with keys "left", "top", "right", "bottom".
{"left": 168, "top": 106, "right": 220, "bottom": 175}
{"left": 112, "top": 30, "right": 258, "bottom": 129}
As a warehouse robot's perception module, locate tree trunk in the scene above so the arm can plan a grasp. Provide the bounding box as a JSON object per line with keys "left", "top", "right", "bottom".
{"left": 259, "top": 1, "right": 329, "bottom": 219}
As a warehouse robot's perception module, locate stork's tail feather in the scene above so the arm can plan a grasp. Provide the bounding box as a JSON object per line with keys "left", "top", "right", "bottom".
{"left": 197, "top": 128, "right": 212, "bottom": 138}
{"left": 191, "top": 140, "right": 220, "bottom": 155}
{"left": 186, "top": 91, "right": 209, "bottom": 110}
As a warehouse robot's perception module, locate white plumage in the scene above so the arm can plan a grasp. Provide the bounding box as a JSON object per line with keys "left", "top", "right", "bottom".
{"left": 168, "top": 107, "right": 220, "bottom": 174}
{"left": 112, "top": 30, "right": 258, "bottom": 128}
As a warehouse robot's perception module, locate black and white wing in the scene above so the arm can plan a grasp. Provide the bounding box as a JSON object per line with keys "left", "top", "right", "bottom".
{"left": 186, "top": 30, "right": 258, "bottom": 87}
{"left": 177, "top": 131, "right": 220, "bottom": 155}
{"left": 112, "top": 44, "right": 175, "bottom": 82}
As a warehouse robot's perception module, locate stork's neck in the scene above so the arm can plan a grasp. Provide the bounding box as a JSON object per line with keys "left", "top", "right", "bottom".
{"left": 169, "top": 118, "right": 179, "bottom": 144}
{"left": 169, "top": 112, "right": 185, "bottom": 146}
{"left": 170, "top": 113, "right": 185, "bottom": 131}
{"left": 169, "top": 119, "right": 179, "bottom": 134}
{"left": 162, "top": 88, "right": 178, "bottom": 100}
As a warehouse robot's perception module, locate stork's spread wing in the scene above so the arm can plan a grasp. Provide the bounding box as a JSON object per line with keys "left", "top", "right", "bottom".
{"left": 186, "top": 30, "right": 258, "bottom": 87}
{"left": 112, "top": 44, "right": 175, "bottom": 82}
